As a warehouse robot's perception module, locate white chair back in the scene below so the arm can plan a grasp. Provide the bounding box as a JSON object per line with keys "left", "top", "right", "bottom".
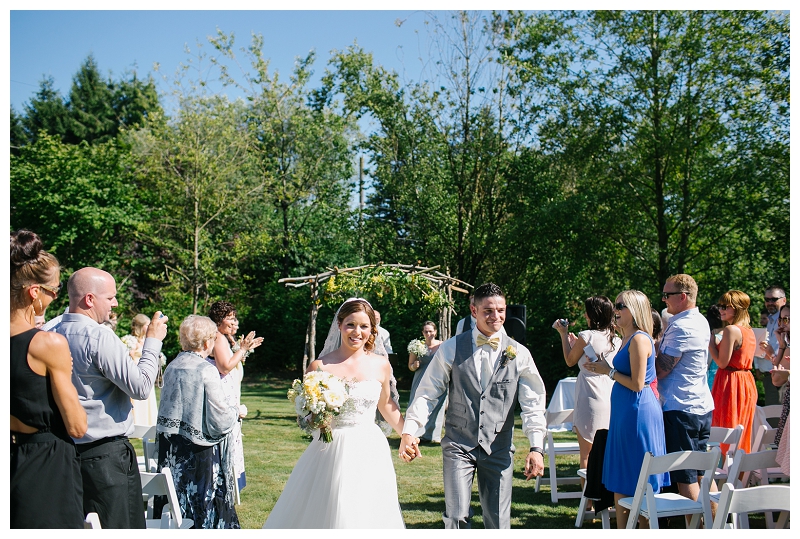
{"left": 140, "top": 468, "right": 193, "bottom": 529}
{"left": 84, "top": 512, "right": 102, "bottom": 529}
{"left": 132, "top": 424, "right": 158, "bottom": 472}
{"left": 711, "top": 483, "right": 790, "bottom": 529}
{"left": 623, "top": 448, "right": 720, "bottom": 529}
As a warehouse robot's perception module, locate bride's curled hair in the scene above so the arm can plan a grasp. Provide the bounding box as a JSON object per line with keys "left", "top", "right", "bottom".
{"left": 336, "top": 299, "right": 377, "bottom": 352}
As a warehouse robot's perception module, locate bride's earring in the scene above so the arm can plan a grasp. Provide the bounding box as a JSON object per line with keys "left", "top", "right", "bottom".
{"left": 38, "top": 298, "right": 43, "bottom": 314}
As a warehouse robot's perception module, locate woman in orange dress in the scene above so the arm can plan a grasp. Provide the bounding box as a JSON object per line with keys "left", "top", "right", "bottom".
{"left": 709, "top": 290, "right": 758, "bottom": 453}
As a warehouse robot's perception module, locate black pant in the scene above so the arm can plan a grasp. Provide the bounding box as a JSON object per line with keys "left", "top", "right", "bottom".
{"left": 77, "top": 437, "right": 145, "bottom": 529}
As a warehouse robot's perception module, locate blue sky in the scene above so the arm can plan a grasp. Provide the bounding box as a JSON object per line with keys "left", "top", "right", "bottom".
{"left": 9, "top": 7, "right": 466, "bottom": 113}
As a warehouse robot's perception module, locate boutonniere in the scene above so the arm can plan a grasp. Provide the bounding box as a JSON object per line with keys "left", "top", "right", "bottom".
{"left": 500, "top": 345, "right": 517, "bottom": 367}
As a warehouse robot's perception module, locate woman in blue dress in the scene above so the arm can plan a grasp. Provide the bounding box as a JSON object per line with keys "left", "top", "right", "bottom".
{"left": 586, "top": 289, "right": 669, "bottom": 528}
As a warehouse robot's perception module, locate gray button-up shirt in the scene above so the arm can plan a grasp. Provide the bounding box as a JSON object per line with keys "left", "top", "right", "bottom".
{"left": 50, "top": 313, "right": 162, "bottom": 443}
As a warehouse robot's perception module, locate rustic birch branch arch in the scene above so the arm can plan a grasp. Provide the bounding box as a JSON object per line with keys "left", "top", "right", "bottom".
{"left": 278, "top": 263, "right": 472, "bottom": 372}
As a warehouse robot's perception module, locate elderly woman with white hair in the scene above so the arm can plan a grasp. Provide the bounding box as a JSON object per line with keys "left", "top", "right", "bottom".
{"left": 154, "top": 315, "right": 241, "bottom": 529}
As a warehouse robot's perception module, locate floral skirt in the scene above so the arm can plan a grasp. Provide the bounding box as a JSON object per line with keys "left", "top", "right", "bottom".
{"left": 155, "top": 432, "right": 240, "bottom": 529}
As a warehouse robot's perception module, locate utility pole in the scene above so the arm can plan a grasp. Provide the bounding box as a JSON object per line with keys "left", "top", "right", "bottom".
{"left": 359, "top": 156, "right": 364, "bottom": 261}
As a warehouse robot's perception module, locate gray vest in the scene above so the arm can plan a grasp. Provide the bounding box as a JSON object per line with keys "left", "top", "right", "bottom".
{"left": 444, "top": 331, "right": 521, "bottom": 455}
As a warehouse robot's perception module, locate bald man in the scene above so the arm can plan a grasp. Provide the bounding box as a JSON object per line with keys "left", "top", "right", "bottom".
{"left": 49, "top": 268, "right": 168, "bottom": 528}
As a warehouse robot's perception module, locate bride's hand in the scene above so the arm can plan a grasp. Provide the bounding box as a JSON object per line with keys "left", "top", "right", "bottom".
{"left": 399, "top": 433, "right": 420, "bottom": 462}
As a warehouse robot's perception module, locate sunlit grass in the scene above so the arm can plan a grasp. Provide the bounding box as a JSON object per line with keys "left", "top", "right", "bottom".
{"left": 137, "top": 375, "right": 772, "bottom": 529}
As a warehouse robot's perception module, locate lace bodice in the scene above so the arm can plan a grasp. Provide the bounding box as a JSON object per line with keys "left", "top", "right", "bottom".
{"left": 333, "top": 379, "right": 381, "bottom": 429}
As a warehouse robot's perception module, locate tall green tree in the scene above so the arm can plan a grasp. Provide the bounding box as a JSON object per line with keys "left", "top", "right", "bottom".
{"left": 505, "top": 10, "right": 790, "bottom": 304}
{"left": 210, "top": 31, "right": 357, "bottom": 279}
{"left": 10, "top": 133, "right": 143, "bottom": 298}
{"left": 19, "top": 76, "right": 69, "bottom": 144}
{"left": 321, "top": 12, "right": 524, "bottom": 286}
{"left": 130, "top": 96, "right": 261, "bottom": 316}
{"left": 63, "top": 55, "right": 117, "bottom": 145}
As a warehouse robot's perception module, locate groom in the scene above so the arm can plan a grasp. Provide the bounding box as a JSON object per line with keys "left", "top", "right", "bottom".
{"left": 400, "top": 283, "right": 546, "bottom": 529}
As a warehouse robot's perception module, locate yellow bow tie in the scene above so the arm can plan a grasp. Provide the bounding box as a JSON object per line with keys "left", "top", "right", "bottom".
{"left": 476, "top": 334, "right": 500, "bottom": 351}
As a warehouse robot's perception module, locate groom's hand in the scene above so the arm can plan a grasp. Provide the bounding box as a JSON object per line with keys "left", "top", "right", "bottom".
{"left": 523, "top": 450, "right": 544, "bottom": 480}
{"left": 399, "top": 433, "right": 421, "bottom": 462}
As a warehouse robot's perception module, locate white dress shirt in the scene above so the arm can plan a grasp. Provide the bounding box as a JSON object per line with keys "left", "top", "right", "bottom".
{"left": 403, "top": 327, "right": 546, "bottom": 448}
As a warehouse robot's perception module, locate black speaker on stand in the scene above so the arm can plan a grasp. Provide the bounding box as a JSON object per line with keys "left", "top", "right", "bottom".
{"left": 504, "top": 304, "right": 527, "bottom": 346}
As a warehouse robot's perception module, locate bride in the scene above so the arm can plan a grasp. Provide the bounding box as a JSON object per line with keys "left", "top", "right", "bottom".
{"left": 263, "top": 298, "right": 418, "bottom": 529}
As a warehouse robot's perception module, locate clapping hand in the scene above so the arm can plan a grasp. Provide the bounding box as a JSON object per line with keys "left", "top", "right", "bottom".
{"left": 242, "top": 331, "right": 264, "bottom": 353}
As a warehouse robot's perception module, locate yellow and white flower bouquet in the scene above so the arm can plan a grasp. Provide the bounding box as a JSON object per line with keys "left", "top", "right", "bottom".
{"left": 407, "top": 339, "right": 428, "bottom": 357}
{"left": 287, "top": 369, "right": 350, "bottom": 443}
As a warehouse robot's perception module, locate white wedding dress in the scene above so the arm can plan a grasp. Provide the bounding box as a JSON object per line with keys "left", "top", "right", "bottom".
{"left": 263, "top": 379, "right": 405, "bottom": 529}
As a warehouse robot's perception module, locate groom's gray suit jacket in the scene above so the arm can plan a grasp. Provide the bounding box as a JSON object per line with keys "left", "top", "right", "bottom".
{"left": 445, "top": 331, "right": 520, "bottom": 456}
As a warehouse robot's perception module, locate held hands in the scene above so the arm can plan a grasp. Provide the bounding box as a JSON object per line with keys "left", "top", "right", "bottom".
{"left": 524, "top": 451, "right": 544, "bottom": 480}
{"left": 399, "top": 433, "right": 421, "bottom": 462}
{"left": 146, "top": 311, "right": 168, "bottom": 341}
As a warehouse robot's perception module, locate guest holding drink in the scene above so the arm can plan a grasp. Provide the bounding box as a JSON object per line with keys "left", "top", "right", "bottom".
{"left": 709, "top": 290, "right": 758, "bottom": 453}
{"left": 407, "top": 321, "right": 446, "bottom": 443}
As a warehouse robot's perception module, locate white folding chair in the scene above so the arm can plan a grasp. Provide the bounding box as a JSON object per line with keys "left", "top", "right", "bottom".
{"left": 713, "top": 448, "right": 785, "bottom": 528}
{"left": 618, "top": 448, "right": 720, "bottom": 529}
{"left": 750, "top": 424, "right": 789, "bottom": 484}
{"left": 711, "top": 483, "right": 790, "bottom": 529}
{"left": 708, "top": 424, "right": 743, "bottom": 487}
{"left": 574, "top": 468, "right": 612, "bottom": 528}
{"left": 131, "top": 424, "right": 157, "bottom": 473}
{"left": 83, "top": 512, "right": 102, "bottom": 529}
{"left": 140, "top": 467, "right": 193, "bottom": 529}
{"left": 534, "top": 408, "right": 582, "bottom": 503}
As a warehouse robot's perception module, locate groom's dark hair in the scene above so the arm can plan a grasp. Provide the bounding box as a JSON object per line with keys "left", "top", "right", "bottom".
{"left": 473, "top": 283, "right": 504, "bottom": 303}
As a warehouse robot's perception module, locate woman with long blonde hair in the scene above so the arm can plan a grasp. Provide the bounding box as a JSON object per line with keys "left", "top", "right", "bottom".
{"left": 709, "top": 290, "right": 758, "bottom": 453}
{"left": 586, "top": 290, "right": 668, "bottom": 528}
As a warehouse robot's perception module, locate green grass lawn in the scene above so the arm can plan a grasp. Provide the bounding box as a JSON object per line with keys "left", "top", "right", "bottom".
{"left": 143, "top": 375, "right": 773, "bottom": 529}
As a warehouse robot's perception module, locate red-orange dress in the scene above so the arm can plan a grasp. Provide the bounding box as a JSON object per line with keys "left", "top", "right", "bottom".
{"left": 711, "top": 325, "right": 757, "bottom": 453}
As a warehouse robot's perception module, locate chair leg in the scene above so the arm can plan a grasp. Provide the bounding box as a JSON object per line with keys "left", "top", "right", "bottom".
{"left": 575, "top": 495, "right": 588, "bottom": 527}
{"left": 600, "top": 509, "right": 610, "bottom": 529}
{"left": 549, "top": 454, "right": 559, "bottom": 504}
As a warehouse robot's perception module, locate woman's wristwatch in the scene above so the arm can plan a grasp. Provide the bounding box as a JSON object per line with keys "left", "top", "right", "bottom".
{"left": 608, "top": 368, "right": 617, "bottom": 380}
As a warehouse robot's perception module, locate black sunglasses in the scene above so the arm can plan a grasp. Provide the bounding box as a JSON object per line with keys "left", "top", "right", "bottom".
{"left": 717, "top": 304, "right": 731, "bottom": 310}
{"left": 614, "top": 302, "right": 627, "bottom": 311}
{"left": 764, "top": 297, "right": 785, "bottom": 303}
{"left": 661, "top": 291, "right": 683, "bottom": 299}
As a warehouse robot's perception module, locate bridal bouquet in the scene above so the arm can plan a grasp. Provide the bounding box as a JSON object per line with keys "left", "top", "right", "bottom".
{"left": 287, "top": 370, "right": 350, "bottom": 443}
{"left": 407, "top": 339, "right": 428, "bottom": 357}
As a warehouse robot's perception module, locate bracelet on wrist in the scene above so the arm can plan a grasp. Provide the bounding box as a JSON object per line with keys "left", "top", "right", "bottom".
{"left": 529, "top": 447, "right": 544, "bottom": 456}
{"left": 608, "top": 368, "right": 617, "bottom": 380}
